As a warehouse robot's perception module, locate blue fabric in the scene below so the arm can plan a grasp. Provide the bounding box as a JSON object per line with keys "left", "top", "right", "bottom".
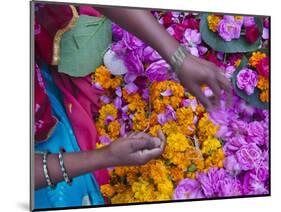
{"left": 34, "top": 64, "right": 104, "bottom": 209}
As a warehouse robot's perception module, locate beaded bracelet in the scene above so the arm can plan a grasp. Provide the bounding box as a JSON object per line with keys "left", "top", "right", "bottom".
{"left": 58, "top": 149, "right": 72, "bottom": 185}
{"left": 42, "top": 152, "right": 56, "bottom": 189}
{"left": 170, "top": 45, "right": 189, "bottom": 76}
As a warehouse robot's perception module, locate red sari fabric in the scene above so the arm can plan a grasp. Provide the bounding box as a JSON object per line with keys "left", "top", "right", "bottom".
{"left": 34, "top": 3, "right": 110, "bottom": 186}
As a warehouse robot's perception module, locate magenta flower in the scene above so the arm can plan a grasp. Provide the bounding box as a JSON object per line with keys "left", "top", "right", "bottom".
{"left": 243, "top": 16, "right": 255, "bottom": 27}
{"left": 123, "top": 31, "right": 144, "bottom": 50}
{"left": 217, "top": 16, "right": 242, "bottom": 41}
{"left": 173, "top": 178, "right": 204, "bottom": 200}
{"left": 146, "top": 60, "right": 169, "bottom": 82}
{"left": 236, "top": 68, "right": 258, "bottom": 95}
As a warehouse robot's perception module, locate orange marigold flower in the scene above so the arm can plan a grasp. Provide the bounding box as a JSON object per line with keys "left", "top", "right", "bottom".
{"left": 260, "top": 90, "right": 269, "bottom": 103}
{"left": 249, "top": 51, "right": 267, "bottom": 68}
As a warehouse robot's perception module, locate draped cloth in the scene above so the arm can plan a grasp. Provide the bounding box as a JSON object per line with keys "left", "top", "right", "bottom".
{"left": 34, "top": 3, "right": 109, "bottom": 187}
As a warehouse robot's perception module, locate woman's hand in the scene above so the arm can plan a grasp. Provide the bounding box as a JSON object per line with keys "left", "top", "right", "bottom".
{"left": 104, "top": 130, "right": 166, "bottom": 166}
{"left": 178, "top": 54, "right": 232, "bottom": 111}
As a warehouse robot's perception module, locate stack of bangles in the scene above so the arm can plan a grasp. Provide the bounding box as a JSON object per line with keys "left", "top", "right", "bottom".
{"left": 170, "top": 45, "right": 189, "bottom": 76}
{"left": 42, "top": 149, "right": 72, "bottom": 189}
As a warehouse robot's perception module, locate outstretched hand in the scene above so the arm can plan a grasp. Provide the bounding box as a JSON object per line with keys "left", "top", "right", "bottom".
{"left": 178, "top": 54, "right": 232, "bottom": 111}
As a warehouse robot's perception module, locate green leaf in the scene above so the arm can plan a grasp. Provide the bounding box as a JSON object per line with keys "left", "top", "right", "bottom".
{"left": 231, "top": 56, "right": 269, "bottom": 109}
{"left": 59, "top": 15, "right": 112, "bottom": 77}
{"left": 200, "top": 14, "right": 263, "bottom": 53}
{"left": 187, "top": 163, "right": 197, "bottom": 172}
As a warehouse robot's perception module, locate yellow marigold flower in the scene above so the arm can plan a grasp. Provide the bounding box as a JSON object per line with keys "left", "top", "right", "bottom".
{"left": 204, "top": 148, "right": 224, "bottom": 170}
{"left": 197, "top": 113, "right": 219, "bottom": 142}
{"left": 132, "top": 110, "right": 149, "bottom": 131}
{"left": 249, "top": 51, "right": 267, "bottom": 68}
{"left": 151, "top": 80, "right": 184, "bottom": 112}
{"left": 132, "top": 180, "right": 155, "bottom": 202}
{"left": 235, "top": 16, "right": 243, "bottom": 22}
{"left": 108, "top": 120, "right": 120, "bottom": 139}
{"left": 157, "top": 179, "right": 173, "bottom": 197}
{"left": 100, "top": 184, "right": 115, "bottom": 198}
{"left": 93, "top": 65, "right": 123, "bottom": 89}
{"left": 167, "top": 133, "right": 190, "bottom": 152}
{"left": 201, "top": 138, "right": 221, "bottom": 156}
{"left": 98, "top": 103, "right": 118, "bottom": 122}
{"left": 162, "top": 121, "right": 181, "bottom": 136}
{"left": 149, "top": 125, "right": 162, "bottom": 137}
{"left": 176, "top": 106, "right": 194, "bottom": 125}
{"left": 207, "top": 15, "right": 222, "bottom": 32}
{"left": 260, "top": 90, "right": 269, "bottom": 103}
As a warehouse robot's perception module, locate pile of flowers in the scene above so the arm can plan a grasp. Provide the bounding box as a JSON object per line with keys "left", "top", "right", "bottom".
{"left": 91, "top": 11, "right": 269, "bottom": 203}
{"left": 236, "top": 51, "right": 269, "bottom": 102}
{"left": 207, "top": 14, "right": 262, "bottom": 43}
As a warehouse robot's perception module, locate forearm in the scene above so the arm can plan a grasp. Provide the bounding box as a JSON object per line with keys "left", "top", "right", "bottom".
{"left": 96, "top": 7, "right": 179, "bottom": 63}
{"left": 34, "top": 147, "right": 112, "bottom": 189}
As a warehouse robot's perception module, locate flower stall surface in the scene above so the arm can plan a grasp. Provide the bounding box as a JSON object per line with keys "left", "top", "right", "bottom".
{"left": 91, "top": 12, "right": 269, "bottom": 203}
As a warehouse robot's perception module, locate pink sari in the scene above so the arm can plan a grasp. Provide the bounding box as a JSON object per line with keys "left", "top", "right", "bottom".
{"left": 35, "top": 3, "right": 109, "bottom": 186}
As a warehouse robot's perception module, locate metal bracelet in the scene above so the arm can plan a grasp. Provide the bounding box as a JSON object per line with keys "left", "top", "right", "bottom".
{"left": 170, "top": 45, "right": 189, "bottom": 76}
{"left": 58, "top": 149, "right": 72, "bottom": 185}
{"left": 42, "top": 152, "right": 56, "bottom": 189}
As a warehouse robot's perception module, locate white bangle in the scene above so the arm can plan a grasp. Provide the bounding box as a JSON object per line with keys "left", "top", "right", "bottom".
{"left": 170, "top": 45, "right": 189, "bottom": 76}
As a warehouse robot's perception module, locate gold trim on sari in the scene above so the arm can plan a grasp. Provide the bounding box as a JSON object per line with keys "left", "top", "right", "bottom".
{"left": 51, "top": 5, "right": 79, "bottom": 65}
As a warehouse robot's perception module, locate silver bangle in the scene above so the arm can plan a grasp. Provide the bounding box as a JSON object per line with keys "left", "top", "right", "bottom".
{"left": 58, "top": 149, "right": 72, "bottom": 185}
{"left": 170, "top": 45, "right": 189, "bottom": 76}
{"left": 42, "top": 152, "right": 56, "bottom": 189}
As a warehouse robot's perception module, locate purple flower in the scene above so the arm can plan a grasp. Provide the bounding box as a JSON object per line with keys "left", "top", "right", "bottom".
{"left": 236, "top": 143, "right": 262, "bottom": 171}
{"left": 236, "top": 68, "right": 258, "bottom": 95}
{"left": 143, "top": 46, "right": 161, "bottom": 63}
{"left": 242, "top": 172, "right": 268, "bottom": 195}
{"left": 197, "top": 168, "right": 242, "bottom": 197}
{"left": 123, "top": 31, "right": 145, "bottom": 50}
{"left": 157, "top": 113, "right": 168, "bottom": 125}
{"left": 166, "top": 105, "right": 177, "bottom": 120}
{"left": 243, "top": 16, "right": 255, "bottom": 27}
{"left": 224, "top": 155, "right": 241, "bottom": 176}
{"left": 105, "top": 115, "right": 114, "bottom": 125}
{"left": 114, "top": 97, "right": 122, "bottom": 109}
{"left": 124, "top": 72, "right": 137, "bottom": 83}
{"left": 100, "top": 95, "right": 111, "bottom": 104}
{"left": 262, "top": 27, "right": 269, "bottom": 40}
{"left": 124, "top": 82, "right": 138, "bottom": 94}
{"left": 160, "top": 89, "right": 173, "bottom": 97}
{"left": 112, "top": 23, "right": 124, "bottom": 40}
{"left": 142, "top": 88, "right": 150, "bottom": 101}
{"left": 124, "top": 51, "right": 144, "bottom": 75}
{"left": 247, "top": 121, "right": 266, "bottom": 146}
{"left": 173, "top": 178, "right": 204, "bottom": 200}
{"left": 99, "top": 135, "right": 111, "bottom": 145}
{"left": 224, "top": 135, "right": 248, "bottom": 155}
{"left": 115, "top": 87, "right": 122, "bottom": 97}
{"left": 146, "top": 60, "right": 169, "bottom": 82}
{"left": 183, "top": 29, "right": 203, "bottom": 57}
{"left": 217, "top": 16, "right": 242, "bottom": 41}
